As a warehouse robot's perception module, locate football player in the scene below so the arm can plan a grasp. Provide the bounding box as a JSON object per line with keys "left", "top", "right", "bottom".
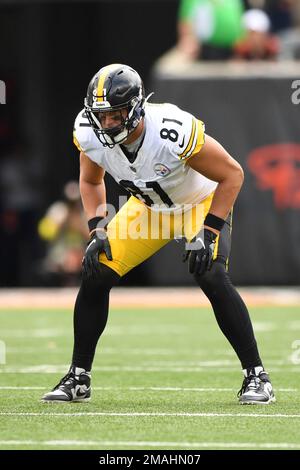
{"left": 42, "top": 64, "right": 275, "bottom": 405}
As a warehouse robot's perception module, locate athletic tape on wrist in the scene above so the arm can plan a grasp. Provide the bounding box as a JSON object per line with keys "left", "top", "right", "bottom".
{"left": 204, "top": 213, "right": 225, "bottom": 231}
{"left": 88, "top": 216, "right": 105, "bottom": 233}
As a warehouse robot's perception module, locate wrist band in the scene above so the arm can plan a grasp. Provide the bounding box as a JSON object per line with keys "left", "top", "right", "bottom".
{"left": 88, "top": 216, "right": 105, "bottom": 232}
{"left": 204, "top": 213, "right": 225, "bottom": 232}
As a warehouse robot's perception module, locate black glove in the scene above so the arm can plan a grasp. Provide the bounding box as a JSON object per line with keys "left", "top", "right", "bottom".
{"left": 183, "top": 228, "right": 217, "bottom": 276}
{"left": 82, "top": 230, "right": 112, "bottom": 280}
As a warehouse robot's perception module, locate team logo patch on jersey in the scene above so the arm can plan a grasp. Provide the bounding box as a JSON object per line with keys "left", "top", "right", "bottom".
{"left": 154, "top": 163, "right": 171, "bottom": 177}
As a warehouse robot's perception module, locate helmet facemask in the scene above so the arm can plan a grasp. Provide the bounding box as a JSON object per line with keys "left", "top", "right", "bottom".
{"left": 84, "top": 87, "right": 145, "bottom": 149}
{"left": 88, "top": 107, "right": 129, "bottom": 148}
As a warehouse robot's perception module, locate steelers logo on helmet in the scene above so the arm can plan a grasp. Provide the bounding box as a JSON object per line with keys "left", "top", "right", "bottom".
{"left": 84, "top": 64, "right": 146, "bottom": 148}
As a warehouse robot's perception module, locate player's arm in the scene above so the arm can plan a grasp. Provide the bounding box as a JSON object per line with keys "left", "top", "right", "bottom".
{"left": 79, "top": 151, "right": 112, "bottom": 277}
{"left": 186, "top": 134, "right": 244, "bottom": 234}
{"left": 79, "top": 151, "right": 107, "bottom": 220}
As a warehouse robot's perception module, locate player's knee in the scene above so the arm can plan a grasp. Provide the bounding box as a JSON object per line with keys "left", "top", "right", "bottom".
{"left": 82, "top": 263, "right": 121, "bottom": 290}
{"left": 194, "top": 261, "right": 228, "bottom": 290}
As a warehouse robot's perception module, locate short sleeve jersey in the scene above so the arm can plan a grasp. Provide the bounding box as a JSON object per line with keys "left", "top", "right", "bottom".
{"left": 73, "top": 102, "right": 217, "bottom": 212}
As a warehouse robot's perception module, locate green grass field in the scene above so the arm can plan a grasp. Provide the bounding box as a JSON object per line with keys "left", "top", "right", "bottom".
{"left": 0, "top": 304, "right": 300, "bottom": 450}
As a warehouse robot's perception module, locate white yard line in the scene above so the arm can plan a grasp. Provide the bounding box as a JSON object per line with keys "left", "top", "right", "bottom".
{"left": 0, "top": 386, "right": 296, "bottom": 392}
{"left": 0, "top": 386, "right": 46, "bottom": 390}
{"left": 0, "top": 440, "right": 299, "bottom": 448}
{"left": 1, "top": 411, "right": 300, "bottom": 418}
{"left": 0, "top": 322, "right": 298, "bottom": 339}
{"left": 0, "top": 326, "right": 189, "bottom": 337}
{"left": 0, "top": 364, "right": 299, "bottom": 373}
{"left": 138, "top": 360, "right": 288, "bottom": 366}
{"left": 0, "top": 365, "right": 230, "bottom": 373}
{"left": 5, "top": 347, "right": 219, "bottom": 356}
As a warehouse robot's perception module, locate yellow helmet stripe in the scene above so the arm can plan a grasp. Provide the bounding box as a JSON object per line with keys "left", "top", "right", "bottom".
{"left": 96, "top": 63, "right": 122, "bottom": 102}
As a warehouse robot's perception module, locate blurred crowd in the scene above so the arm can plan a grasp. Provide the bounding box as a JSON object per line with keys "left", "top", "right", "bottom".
{"left": 1, "top": 0, "right": 299, "bottom": 288}
{"left": 0, "top": 138, "right": 87, "bottom": 286}
{"left": 164, "top": 0, "right": 300, "bottom": 63}
{"left": 37, "top": 181, "right": 88, "bottom": 287}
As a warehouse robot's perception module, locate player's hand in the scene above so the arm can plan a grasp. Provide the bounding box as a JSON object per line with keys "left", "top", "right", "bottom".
{"left": 183, "top": 228, "right": 217, "bottom": 276}
{"left": 82, "top": 230, "right": 112, "bottom": 280}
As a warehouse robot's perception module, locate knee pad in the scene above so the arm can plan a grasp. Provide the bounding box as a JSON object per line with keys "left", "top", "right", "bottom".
{"left": 82, "top": 263, "right": 121, "bottom": 291}
{"left": 194, "top": 260, "right": 228, "bottom": 291}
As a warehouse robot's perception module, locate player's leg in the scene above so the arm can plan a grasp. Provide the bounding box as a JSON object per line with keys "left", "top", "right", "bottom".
{"left": 42, "top": 263, "right": 120, "bottom": 403}
{"left": 42, "top": 197, "right": 171, "bottom": 402}
{"left": 185, "top": 202, "right": 275, "bottom": 404}
{"left": 71, "top": 265, "right": 120, "bottom": 372}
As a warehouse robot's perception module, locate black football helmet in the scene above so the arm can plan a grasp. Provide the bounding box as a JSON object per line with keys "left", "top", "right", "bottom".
{"left": 84, "top": 64, "right": 146, "bottom": 148}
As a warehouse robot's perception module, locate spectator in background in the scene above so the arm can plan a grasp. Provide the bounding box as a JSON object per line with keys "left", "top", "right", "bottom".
{"left": 244, "top": 0, "right": 299, "bottom": 31}
{"left": 265, "top": 0, "right": 297, "bottom": 33}
{"left": 268, "top": 0, "right": 300, "bottom": 60}
{"left": 38, "top": 181, "right": 88, "bottom": 286}
{"left": 177, "top": 0, "right": 245, "bottom": 60}
{"left": 234, "top": 9, "right": 280, "bottom": 60}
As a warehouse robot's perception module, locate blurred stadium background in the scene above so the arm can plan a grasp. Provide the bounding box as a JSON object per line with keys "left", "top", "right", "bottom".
{"left": 0, "top": 0, "right": 299, "bottom": 288}
{"left": 0, "top": 0, "right": 300, "bottom": 451}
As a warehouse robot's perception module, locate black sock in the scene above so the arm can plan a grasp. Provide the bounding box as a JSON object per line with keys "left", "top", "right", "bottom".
{"left": 71, "top": 265, "right": 120, "bottom": 371}
{"left": 195, "top": 262, "right": 262, "bottom": 370}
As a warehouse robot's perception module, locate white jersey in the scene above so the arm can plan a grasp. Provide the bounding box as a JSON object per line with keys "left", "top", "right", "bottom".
{"left": 73, "top": 102, "right": 217, "bottom": 212}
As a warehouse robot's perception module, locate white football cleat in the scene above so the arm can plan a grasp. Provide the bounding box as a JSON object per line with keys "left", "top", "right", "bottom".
{"left": 238, "top": 366, "right": 276, "bottom": 405}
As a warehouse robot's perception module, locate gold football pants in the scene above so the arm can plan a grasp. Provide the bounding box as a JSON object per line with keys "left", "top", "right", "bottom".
{"left": 99, "top": 194, "right": 231, "bottom": 277}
